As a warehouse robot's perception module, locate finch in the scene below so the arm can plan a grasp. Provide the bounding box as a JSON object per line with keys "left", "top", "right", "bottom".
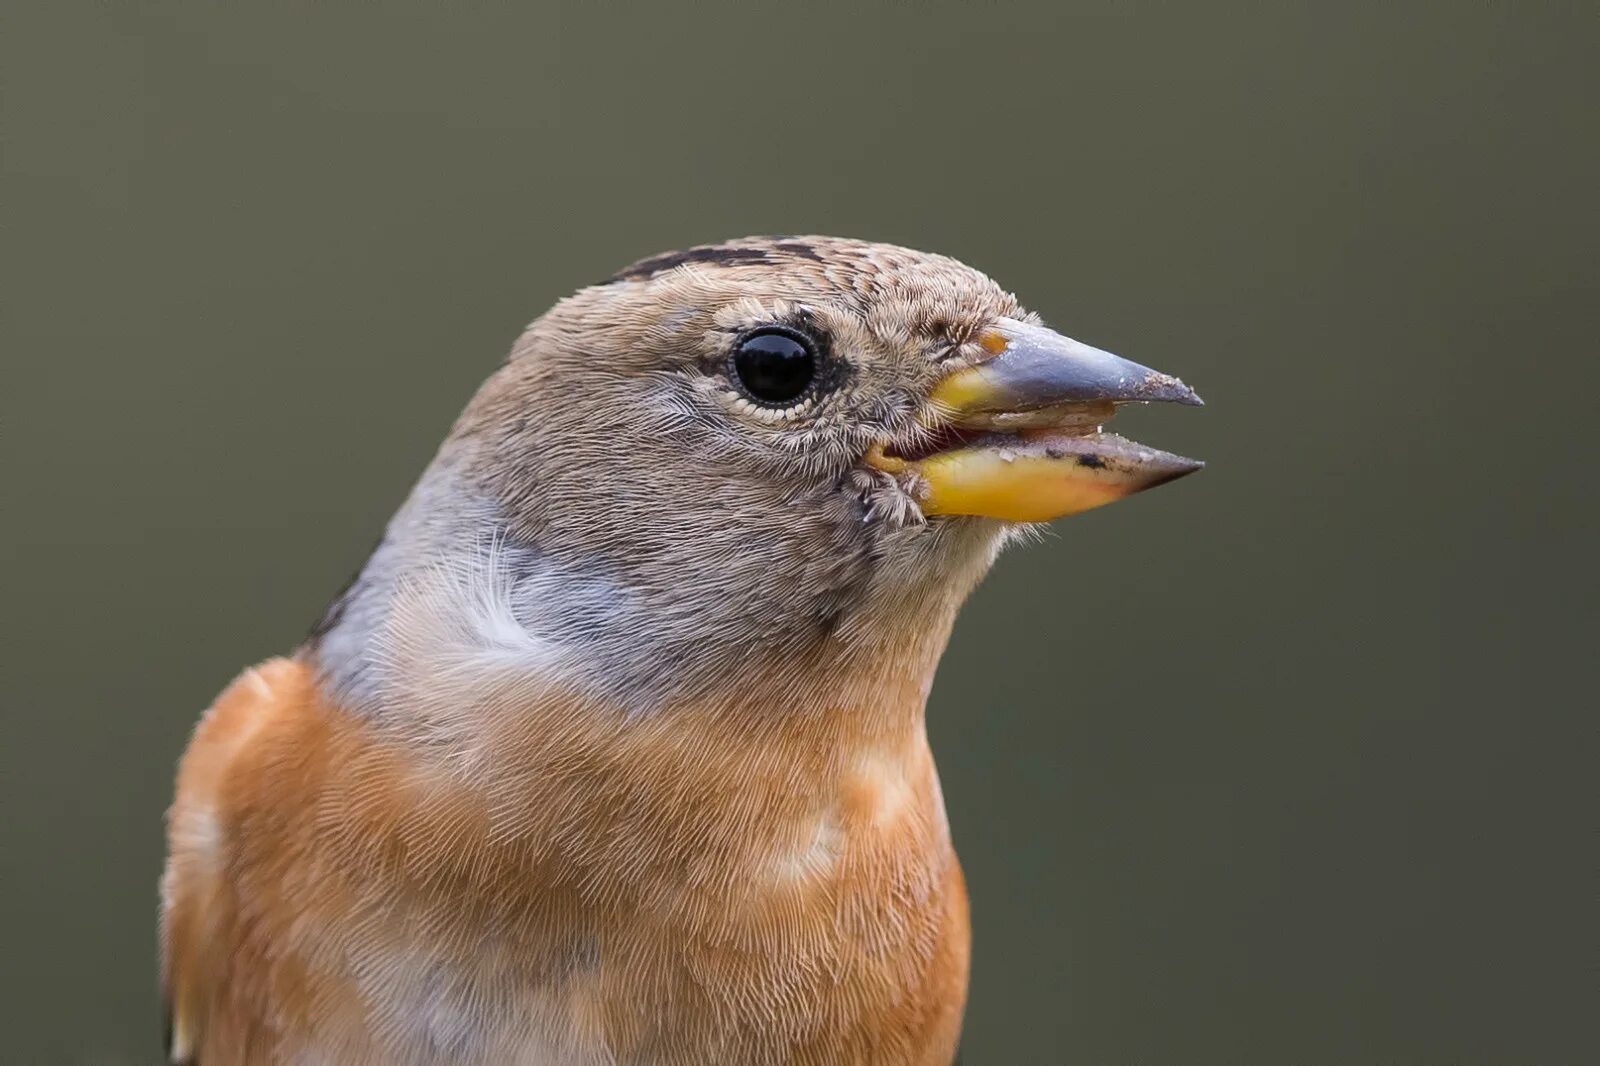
{"left": 161, "top": 236, "right": 1201, "bottom": 1064}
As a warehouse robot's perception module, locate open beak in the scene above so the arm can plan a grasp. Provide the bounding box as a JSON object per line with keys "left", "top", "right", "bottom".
{"left": 867, "top": 317, "right": 1203, "bottom": 522}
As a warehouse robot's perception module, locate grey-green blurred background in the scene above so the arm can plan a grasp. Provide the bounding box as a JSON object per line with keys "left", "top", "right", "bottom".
{"left": 3, "top": 4, "right": 1594, "bottom": 1063}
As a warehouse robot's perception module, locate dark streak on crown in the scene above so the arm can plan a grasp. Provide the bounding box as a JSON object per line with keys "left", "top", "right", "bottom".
{"left": 603, "top": 238, "right": 824, "bottom": 285}
{"left": 771, "top": 241, "right": 825, "bottom": 262}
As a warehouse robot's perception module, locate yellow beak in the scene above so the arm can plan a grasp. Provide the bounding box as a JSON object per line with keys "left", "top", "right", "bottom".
{"left": 870, "top": 318, "right": 1203, "bottom": 522}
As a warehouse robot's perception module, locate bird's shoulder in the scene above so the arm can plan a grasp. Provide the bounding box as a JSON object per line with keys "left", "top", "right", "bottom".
{"left": 160, "top": 657, "right": 326, "bottom": 1064}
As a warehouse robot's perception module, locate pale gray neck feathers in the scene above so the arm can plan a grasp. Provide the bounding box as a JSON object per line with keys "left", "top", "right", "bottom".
{"left": 309, "top": 450, "right": 1007, "bottom": 723}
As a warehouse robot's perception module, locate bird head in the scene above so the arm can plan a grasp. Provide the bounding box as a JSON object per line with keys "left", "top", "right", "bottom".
{"left": 351, "top": 237, "right": 1200, "bottom": 711}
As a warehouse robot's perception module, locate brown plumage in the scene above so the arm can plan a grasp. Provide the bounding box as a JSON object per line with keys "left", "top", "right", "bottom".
{"left": 162, "top": 236, "right": 1201, "bottom": 1064}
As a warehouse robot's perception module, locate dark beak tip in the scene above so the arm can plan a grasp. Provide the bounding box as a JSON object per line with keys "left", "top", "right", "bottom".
{"left": 1125, "top": 366, "right": 1203, "bottom": 408}
{"left": 1150, "top": 377, "right": 1203, "bottom": 407}
{"left": 1144, "top": 457, "right": 1205, "bottom": 489}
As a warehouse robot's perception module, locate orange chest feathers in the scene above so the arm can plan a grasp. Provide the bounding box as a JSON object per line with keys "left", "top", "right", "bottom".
{"left": 163, "top": 659, "right": 969, "bottom": 1065}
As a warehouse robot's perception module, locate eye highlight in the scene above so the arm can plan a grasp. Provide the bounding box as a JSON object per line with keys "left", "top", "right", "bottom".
{"left": 731, "top": 328, "right": 817, "bottom": 407}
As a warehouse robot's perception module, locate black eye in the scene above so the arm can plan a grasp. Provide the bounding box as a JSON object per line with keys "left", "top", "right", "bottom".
{"left": 732, "top": 328, "right": 816, "bottom": 406}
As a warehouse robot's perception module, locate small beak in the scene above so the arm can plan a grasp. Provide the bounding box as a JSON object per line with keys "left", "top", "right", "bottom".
{"left": 870, "top": 317, "right": 1203, "bottom": 522}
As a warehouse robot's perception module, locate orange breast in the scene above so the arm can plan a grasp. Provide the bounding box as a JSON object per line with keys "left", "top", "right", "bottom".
{"left": 163, "top": 657, "right": 969, "bottom": 1064}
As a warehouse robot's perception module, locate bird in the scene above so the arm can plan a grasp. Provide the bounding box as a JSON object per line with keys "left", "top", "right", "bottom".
{"left": 160, "top": 235, "right": 1202, "bottom": 1065}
